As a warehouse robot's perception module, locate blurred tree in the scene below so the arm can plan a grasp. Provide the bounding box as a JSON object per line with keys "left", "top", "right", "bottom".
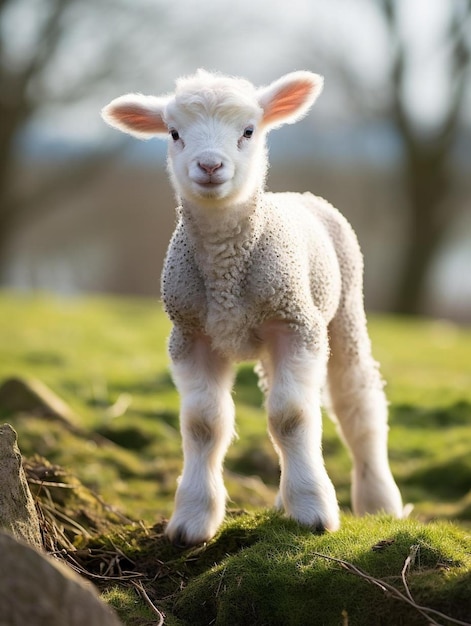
{"left": 0, "top": 0, "right": 123, "bottom": 277}
{"left": 0, "top": 0, "right": 234, "bottom": 280}
{"left": 293, "top": 0, "right": 471, "bottom": 315}
{"left": 380, "top": 0, "right": 471, "bottom": 314}
{"left": 1, "top": 0, "right": 81, "bottom": 272}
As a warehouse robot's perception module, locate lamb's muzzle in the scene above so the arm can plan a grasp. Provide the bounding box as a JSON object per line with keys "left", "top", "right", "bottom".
{"left": 102, "top": 68, "right": 404, "bottom": 547}
{"left": 197, "top": 160, "right": 223, "bottom": 175}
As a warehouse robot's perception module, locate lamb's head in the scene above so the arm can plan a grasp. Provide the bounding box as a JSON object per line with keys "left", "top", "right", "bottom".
{"left": 102, "top": 69, "right": 323, "bottom": 208}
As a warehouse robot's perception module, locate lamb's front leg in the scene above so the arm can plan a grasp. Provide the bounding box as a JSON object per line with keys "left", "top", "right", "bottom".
{"left": 262, "top": 322, "right": 340, "bottom": 532}
{"left": 166, "top": 332, "right": 235, "bottom": 547}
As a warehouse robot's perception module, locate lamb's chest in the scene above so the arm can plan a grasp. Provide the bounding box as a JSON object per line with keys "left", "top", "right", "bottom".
{"left": 200, "top": 268, "right": 261, "bottom": 358}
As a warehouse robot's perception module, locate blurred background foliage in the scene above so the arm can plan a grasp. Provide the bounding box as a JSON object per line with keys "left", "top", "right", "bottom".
{"left": 0, "top": 0, "right": 470, "bottom": 320}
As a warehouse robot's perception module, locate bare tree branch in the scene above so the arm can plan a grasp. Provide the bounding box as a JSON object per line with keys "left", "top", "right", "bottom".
{"left": 21, "top": 0, "right": 70, "bottom": 87}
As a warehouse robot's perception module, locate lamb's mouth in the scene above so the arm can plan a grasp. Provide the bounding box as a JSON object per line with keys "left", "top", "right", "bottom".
{"left": 193, "top": 180, "right": 228, "bottom": 196}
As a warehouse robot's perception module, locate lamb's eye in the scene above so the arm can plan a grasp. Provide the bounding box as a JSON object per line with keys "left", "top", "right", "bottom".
{"left": 243, "top": 126, "right": 254, "bottom": 139}
{"left": 170, "top": 129, "right": 180, "bottom": 141}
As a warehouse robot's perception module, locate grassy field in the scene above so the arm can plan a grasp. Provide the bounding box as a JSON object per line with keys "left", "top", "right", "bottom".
{"left": 0, "top": 291, "right": 470, "bottom": 624}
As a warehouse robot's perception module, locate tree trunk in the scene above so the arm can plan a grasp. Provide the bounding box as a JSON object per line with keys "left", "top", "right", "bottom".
{"left": 380, "top": 0, "right": 469, "bottom": 316}
{"left": 392, "top": 145, "right": 452, "bottom": 315}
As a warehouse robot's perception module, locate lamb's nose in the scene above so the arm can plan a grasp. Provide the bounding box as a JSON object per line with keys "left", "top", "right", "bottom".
{"left": 198, "top": 161, "right": 223, "bottom": 175}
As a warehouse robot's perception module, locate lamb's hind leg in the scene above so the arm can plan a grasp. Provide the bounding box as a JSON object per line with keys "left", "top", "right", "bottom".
{"left": 327, "top": 307, "right": 403, "bottom": 517}
{"left": 261, "top": 321, "right": 340, "bottom": 532}
{"left": 166, "top": 331, "right": 235, "bottom": 547}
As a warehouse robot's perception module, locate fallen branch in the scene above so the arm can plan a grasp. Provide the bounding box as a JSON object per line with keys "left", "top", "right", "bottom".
{"left": 310, "top": 550, "right": 471, "bottom": 626}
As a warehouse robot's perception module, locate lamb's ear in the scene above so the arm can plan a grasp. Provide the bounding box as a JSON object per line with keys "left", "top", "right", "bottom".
{"left": 258, "top": 71, "right": 324, "bottom": 130}
{"left": 101, "top": 94, "right": 171, "bottom": 139}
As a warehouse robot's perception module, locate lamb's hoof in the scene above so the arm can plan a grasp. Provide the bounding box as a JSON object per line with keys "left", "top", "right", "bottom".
{"left": 170, "top": 531, "right": 190, "bottom": 549}
{"left": 166, "top": 523, "right": 209, "bottom": 549}
{"left": 169, "top": 531, "right": 206, "bottom": 550}
{"left": 283, "top": 497, "right": 340, "bottom": 534}
{"left": 311, "top": 523, "right": 327, "bottom": 534}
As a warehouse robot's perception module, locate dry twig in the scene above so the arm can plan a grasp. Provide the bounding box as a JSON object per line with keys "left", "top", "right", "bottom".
{"left": 132, "top": 581, "right": 165, "bottom": 626}
{"left": 310, "top": 550, "right": 471, "bottom": 626}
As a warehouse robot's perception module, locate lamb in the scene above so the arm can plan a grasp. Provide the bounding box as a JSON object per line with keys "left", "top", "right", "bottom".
{"left": 102, "top": 69, "right": 403, "bottom": 547}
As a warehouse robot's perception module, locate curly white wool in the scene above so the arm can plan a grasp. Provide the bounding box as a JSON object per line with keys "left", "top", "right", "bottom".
{"left": 102, "top": 69, "right": 403, "bottom": 547}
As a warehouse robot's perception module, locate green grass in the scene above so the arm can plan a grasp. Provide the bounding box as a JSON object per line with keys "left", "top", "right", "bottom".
{"left": 0, "top": 291, "right": 470, "bottom": 625}
{"left": 0, "top": 291, "right": 470, "bottom": 522}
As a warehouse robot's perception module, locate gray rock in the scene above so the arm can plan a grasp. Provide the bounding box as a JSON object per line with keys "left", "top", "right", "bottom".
{"left": 0, "top": 423, "right": 42, "bottom": 550}
{"left": 0, "top": 531, "right": 122, "bottom": 626}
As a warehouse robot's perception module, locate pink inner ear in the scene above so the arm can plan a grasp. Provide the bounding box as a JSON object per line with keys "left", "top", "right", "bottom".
{"left": 263, "top": 79, "right": 315, "bottom": 126}
{"left": 110, "top": 103, "right": 167, "bottom": 134}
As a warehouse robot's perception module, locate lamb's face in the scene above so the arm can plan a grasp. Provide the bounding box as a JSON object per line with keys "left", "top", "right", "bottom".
{"left": 102, "top": 70, "right": 324, "bottom": 209}
{"left": 164, "top": 95, "right": 266, "bottom": 207}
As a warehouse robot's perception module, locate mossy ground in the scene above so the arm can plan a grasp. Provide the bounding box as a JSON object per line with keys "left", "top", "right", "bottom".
{"left": 169, "top": 512, "right": 471, "bottom": 626}
{"left": 0, "top": 292, "right": 470, "bottom": 625}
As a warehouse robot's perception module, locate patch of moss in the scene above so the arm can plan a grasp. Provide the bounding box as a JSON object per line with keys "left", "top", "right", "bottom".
{"left": 170, "top": 513, "right": 471, "bottom": 626}
{"left": 101, "top": 585, "right": 156, "bottom": 625}
{"left": 91, "top": 512, "right": 471, "bottom": 625}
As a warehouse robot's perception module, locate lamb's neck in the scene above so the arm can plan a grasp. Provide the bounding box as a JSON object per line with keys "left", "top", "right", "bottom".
{"left": 180, "top": 192, "right": 264, "bottom": 244}
{"left": 179, "top": 192, "right": 265, "bottom": 276}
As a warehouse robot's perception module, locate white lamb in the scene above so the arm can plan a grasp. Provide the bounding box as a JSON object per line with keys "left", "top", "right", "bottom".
{"left": 102, "top": 69, "right": 403, "bottom": 547}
